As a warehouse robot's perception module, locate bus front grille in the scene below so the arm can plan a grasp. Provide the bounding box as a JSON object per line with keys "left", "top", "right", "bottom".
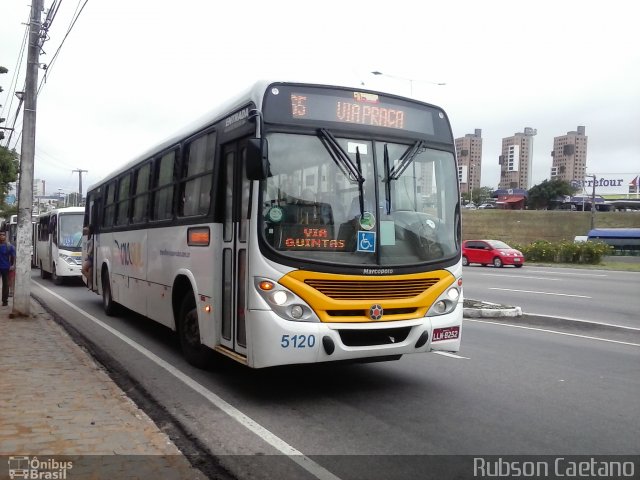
{"left": 338, "top": 327, "right": 412, "bottom": 346}
{"left": 326, "top": 308, "right": 417, "bottom": 317}
{"left": 304, "top": 278, "right": 439, "bottom": 300}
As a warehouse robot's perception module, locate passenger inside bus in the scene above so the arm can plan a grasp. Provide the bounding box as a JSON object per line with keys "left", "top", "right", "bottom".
{"left": 81, "top": 225, "right": 94, "bottom": 289}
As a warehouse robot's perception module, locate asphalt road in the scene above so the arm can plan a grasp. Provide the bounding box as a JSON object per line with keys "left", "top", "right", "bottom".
{"left": 462, "top": 264, "right": 640, "bottom": 328}
{"left": 29, "top": 270, "right": 640, "bottom": 480}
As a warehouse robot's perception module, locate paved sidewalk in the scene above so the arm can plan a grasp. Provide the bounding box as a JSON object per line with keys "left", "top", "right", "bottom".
{"left": 0, "top": 298, "right": 207, "bottom": 479}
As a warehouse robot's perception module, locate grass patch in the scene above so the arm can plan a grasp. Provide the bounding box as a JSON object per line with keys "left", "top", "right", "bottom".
{"left": 526, "top": 260, "right": 640, "bottom": 272}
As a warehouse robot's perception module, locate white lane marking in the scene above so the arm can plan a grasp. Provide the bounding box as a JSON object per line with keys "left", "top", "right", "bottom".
{"left": 433, "top": 351, "right": 469, "bottom": 359}
{"left": 479, "top": 274, "right": 562, "bottom": 281}
{"left": 489, "top": 287, "right": 591, "bottom": 298}
{"left": 33, "top": 282, "right": 342, "bottom": 480}
{"left": 520, "top": 270, "right": 608, "bottom": 277}
{"left": 466, "top": 319, "right": 640, "bottom": 347}
{"left": 518, "top": 312, "right": 640, "bottom": 331}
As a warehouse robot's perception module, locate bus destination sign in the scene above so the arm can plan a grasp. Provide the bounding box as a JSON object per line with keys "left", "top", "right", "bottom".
{"left": 286, "top": 90, "right": 435, "bottom": 134}
{"left": 291, "top": 92, "right": 408, "bottom": 129}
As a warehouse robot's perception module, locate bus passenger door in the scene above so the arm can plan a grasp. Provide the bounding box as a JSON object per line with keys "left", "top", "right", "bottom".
{"left": 85, "top": 195, "right": 100, "bottom": 292}
{"left": 218, "top": 140, "right": 250, "bottom": 356}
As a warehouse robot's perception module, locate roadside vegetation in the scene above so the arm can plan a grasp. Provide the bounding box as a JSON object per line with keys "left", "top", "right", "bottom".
{"left": 0, "top": 145, "right": 19, "bottom": 222}
{"left": 512, "top": 239, "right": 640, "bottom": 272}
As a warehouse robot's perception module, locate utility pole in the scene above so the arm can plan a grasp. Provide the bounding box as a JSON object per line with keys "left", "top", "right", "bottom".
{"left": 72, "top": 168, "right": 88, "bottom": 206}
{"left": 590, "top": 174, "right": 597, "bottom": 230}
{"left": 13, "top": 0, "right": 44, "bottom": 317}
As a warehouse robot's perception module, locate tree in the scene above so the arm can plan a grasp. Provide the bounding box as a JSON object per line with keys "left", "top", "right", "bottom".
{"left": 527, "top": 179, "right": 578, "bottom": 210}
{"left": 0, "top": 146, "right": 19, "bottom": 206}
{"left": 462, "top": 186, "right": 495, "bottom": 205}
{"left": 475, "top": 186, "right": 495, "bottom": 205}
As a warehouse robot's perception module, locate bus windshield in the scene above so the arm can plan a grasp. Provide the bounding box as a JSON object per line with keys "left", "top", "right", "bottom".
{"left": 260, "top": 132, "right": 459, "bottom": 267}
{"left": 58, "top": 213, "right": 84, "bottom": 250}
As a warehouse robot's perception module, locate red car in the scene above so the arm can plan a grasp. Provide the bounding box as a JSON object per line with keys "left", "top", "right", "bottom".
{"left": 462, "top": 240, "right": 524, "bottom": 268}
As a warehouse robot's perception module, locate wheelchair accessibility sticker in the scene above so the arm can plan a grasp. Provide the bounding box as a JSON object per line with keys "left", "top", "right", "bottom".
{"left": 357, "top": 231, "right": 376, "bottom": 253}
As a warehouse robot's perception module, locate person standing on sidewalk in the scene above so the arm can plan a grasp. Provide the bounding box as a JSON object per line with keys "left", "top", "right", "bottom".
{"left": 0, "top": 231, "right": 16, "bottom": 306}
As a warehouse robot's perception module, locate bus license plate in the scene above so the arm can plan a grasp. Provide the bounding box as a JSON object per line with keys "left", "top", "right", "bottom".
{"left": 432, "top": 326, "right": 460, "bottom": 342}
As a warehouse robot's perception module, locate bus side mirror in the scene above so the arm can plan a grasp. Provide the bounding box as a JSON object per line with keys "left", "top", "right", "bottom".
{"left": 246, "top": 138, "right": 270, "bottom": 180}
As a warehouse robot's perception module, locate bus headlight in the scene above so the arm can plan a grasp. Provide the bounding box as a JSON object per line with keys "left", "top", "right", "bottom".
{"left": 272, "top": 290, "right": 288, "bottom": 305}
{"left": 426, "top": 286, "right": 461, "bottom": 317}
{"left": 255, "top": 277, "right": 320, "bottom": 323}
{"left": 290, "top": 305, "right": 304, "bottom": 319}
{"left": 59, "top": 254, "right": 78, "bottom": 266}
{"left": 432, "top": 300, "right": 448, "bottom": 314}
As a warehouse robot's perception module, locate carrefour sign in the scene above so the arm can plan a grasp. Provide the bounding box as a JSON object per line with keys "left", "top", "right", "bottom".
{"left": 572, "top": 174, "right": 639, "bottom": 193}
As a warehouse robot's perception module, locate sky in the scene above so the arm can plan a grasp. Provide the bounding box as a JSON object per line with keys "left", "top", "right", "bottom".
{"left": 1, "top": 0, "right": 639, "bottom": 199}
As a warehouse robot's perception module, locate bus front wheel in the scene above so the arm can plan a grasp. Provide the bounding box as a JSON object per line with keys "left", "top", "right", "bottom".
{"left": 178, "top": 294, "right": 213, "bottom": 369}
{"left": 52, "top": 264, "right": 63, "bottom": 285}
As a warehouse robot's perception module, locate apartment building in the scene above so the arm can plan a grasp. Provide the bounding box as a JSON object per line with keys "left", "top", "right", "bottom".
{"left": 550, "top": 126, "right": 588, "bottom": 183}
{"left": 498, "top": 127, "right": 536, "bottom": 190}
{"left": 455, "top": 129, "right": 483, "bottom": 195}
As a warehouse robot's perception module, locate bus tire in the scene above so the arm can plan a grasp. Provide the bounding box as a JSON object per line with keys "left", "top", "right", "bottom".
{"left": 52, "top": 264, "right": 63, "bottom": 285}
{"left": 178, "top": 293, "right": 213, "bottom": 369}
{"left": 40, "top": 261, "right": 51, "bottom": 279}
{"left": 102, "top": 270, "right": 118, "bottom": 316}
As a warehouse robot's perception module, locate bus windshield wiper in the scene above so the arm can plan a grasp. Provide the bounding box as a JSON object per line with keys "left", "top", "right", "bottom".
{"left": 388, "top": 140, "right": 426, "bottom": 180}
{"left": 355, "top": 146, "right": 365, "bottom": 217}
{"left": 317, "top": 128, "right": 365, "bottom": 184}
{"left": 383, "top": 144, "right": 391, "bottom": 214}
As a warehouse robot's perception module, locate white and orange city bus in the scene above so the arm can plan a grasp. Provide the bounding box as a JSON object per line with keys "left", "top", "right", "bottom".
{"left": 83, "top": 80, "right": 463, "bottom": 368}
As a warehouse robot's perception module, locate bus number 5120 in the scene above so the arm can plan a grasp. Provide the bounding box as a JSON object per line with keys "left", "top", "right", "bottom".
{"left": 281, "top": 334, "right": 316, "bottom": 348}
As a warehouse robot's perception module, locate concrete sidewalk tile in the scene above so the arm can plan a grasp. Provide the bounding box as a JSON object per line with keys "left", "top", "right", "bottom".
{"left": 0, "top": 298, "right": 207, "bottom": 478}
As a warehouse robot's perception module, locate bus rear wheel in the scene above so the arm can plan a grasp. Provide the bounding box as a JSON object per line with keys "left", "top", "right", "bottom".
{"left": 178, "top": 294, "right": 214, "bottom": 369}
{"left": 102, "top": 270, "right": 118, "bottom": 316}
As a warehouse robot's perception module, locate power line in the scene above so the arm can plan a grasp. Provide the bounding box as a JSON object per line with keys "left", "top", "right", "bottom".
{"left": 38, "top": 0, "right": 89, "bottom": 93}
{"left": 1, "top": 11, "right": 30, "bottom": 149}
{"left": 3, "top": 0, "right": 90, "bottom": 149}
{"left": 0, "top": 12, "right": 29, "bottom": 121}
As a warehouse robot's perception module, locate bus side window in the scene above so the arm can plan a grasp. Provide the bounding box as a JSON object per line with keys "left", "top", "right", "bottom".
{"left": 180, "top": 131, "right": 215, "bottom": 217}
{"left": 152, "top": 150, "right": 177, "bottom": 221}
{"left": 103, "top": 181, "right": 117, "bottom": 228}
{"left": 115, "top": 173, "right": 132, "bottom": 226}
{"left": 132, "top": 163, "right": 151, "bottom": 224}
{"left": 50, "top": 216, "right": 58, "bottom": 245}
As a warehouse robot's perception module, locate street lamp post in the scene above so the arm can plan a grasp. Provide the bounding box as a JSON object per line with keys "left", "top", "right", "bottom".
{"left": 469, "top": 163, "right": 478, "bottom": 205}
{"left": 589, "top": 174, "right": 597, "bottom": 230}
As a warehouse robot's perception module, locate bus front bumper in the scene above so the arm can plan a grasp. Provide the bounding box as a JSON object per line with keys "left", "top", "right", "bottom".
{"left": 246, "top": 304, "right": 463, "bottom": 368}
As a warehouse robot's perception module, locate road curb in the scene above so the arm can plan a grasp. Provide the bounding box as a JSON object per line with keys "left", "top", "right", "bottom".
{"left": 463, "top": 299, "right": 522, "bottom": 318}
